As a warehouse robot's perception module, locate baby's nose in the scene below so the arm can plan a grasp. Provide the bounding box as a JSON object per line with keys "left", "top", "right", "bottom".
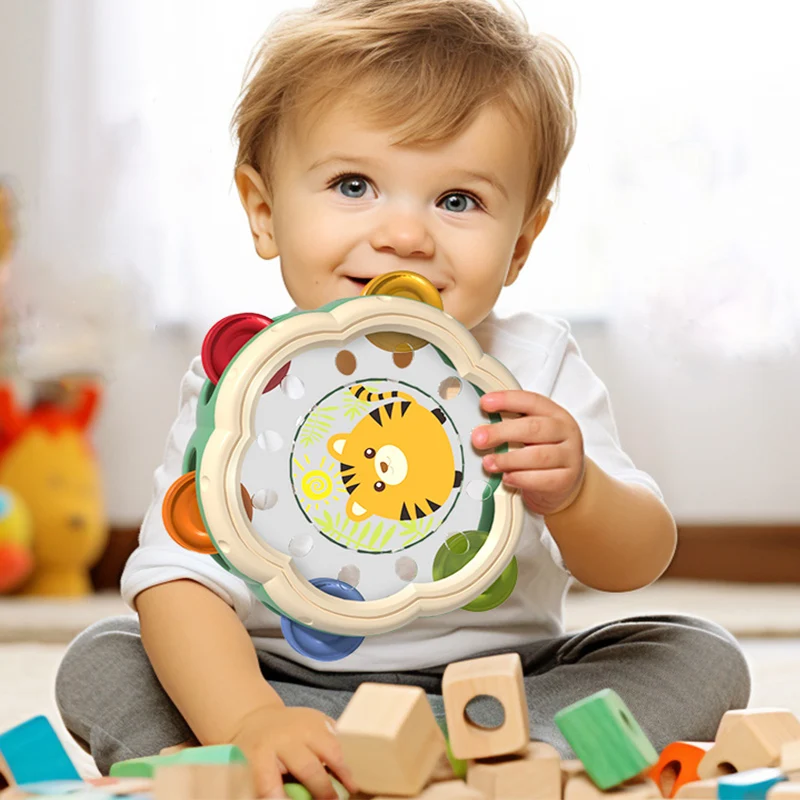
{"left": 370, "top": 211, "right": 435, "bottom": 259}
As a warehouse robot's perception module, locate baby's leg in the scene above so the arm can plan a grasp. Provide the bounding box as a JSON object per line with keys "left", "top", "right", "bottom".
{"left": 513, "top": 613, "right": 751, "bottom": 757}
{"left": 55, "top": 615, "right": 194, "bottom": 775}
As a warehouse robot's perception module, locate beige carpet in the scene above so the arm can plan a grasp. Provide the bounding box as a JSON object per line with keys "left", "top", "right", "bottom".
{"left": 1, "top": 580, "right": 799, "bottom": 779}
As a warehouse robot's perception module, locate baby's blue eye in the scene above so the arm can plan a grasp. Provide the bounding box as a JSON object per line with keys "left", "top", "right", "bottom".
{"left": 441, "top": 193, "right": 477, "bottom": 213}
{"left": 336, "top": 176, "right": 368, "bottom": 198}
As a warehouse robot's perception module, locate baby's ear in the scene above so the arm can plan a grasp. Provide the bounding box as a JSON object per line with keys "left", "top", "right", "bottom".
{"left": 506, "top": 199, "right": 553, "bottom": 286}
{"left": 235, "top": 164, "right": 279, "bottom": 260}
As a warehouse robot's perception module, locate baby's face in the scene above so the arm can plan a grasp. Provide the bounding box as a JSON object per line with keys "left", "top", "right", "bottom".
{"left": 239, "top": 95, "right": 547, "bottom": 331}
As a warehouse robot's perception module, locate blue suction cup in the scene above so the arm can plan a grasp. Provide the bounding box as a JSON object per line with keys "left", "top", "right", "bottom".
{"left": 280, "top": 577, "right": 365, "bottom": 661}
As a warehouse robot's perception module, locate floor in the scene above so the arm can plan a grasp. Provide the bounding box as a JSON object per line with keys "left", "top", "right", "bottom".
{"left": 1, "top": 580, "right": 799, "bottom": 779}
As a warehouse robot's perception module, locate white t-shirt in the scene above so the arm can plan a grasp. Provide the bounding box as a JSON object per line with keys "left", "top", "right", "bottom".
{"left": 121, "top": 309, "right": 662, "bottom": 671}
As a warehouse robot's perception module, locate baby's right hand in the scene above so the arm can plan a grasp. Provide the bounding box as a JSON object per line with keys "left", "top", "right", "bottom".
{"left": 229, "top": 703, "right": 359, "bottom": 799}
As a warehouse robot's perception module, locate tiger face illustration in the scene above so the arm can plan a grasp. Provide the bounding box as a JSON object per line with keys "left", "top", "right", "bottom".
{"left": 326, "top": 385, "right": 462, "bottom": 523}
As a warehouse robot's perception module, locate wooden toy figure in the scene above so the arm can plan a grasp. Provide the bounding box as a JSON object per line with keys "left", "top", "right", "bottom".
{"left": 162, "top": 271, "right": 525, "bottom": 661}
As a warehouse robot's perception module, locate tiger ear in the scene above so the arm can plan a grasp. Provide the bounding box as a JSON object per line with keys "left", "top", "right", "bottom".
{"left": 327, "top": 433, "right": 348, "bottom": 460}
{"left": 346, "top": 494, "right": 371, "bottom": 523}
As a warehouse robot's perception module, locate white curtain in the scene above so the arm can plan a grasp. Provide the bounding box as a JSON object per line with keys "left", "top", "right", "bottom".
{"left": 11, "top": 0, "right": 800, "bottom": 364}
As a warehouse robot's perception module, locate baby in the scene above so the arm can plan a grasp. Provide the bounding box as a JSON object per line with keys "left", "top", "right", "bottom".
{"left": 55, "top": 1, "right": 751, "bottom": 797}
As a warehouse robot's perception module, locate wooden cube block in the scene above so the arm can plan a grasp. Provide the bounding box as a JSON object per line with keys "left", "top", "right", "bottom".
{"left": 717, "top": 767, "right": 786, "bottom": 799}
{"left": 0, "top": 715, "right": 81, "bottom": 787}
{"left": 153, "top": 762, "right": 255, "bottom": 799}
{"left": 554, "top": 689, "right": 658, "bottom": 790}
{"left": 673, "top": 779, "right": 719, "bottom": 799}
{"left": 698, "top": 709, "right": 800, "bottom": 779}
{"left": 647, "top": 741, "right": 714, "bottom": 798}
{"left": 466, "top": 741, "right": 560, "bottom": 800}
{"left": 336, "top": 682, "right": 446, "bottom": 797}
{"left": 442, "top": 653, "right": 528, "bottom": 760}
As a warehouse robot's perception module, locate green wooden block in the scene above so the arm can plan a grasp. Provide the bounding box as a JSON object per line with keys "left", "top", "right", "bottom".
{"left": 109, "top": 744, "right": 246, "bottom": 778}
{"left": 553, "top": 689, "right": 658, "bottom": 790}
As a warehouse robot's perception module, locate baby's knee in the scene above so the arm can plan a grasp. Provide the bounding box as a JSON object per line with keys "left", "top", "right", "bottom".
{"left": 55, "top": 615, "right": 145, "bottom": 723}
{"left": 666, "top": 614, "right": 751, "bottom": 708}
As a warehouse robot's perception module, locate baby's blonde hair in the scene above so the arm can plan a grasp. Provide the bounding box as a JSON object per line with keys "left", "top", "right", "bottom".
{"left": 232, "top": 0, "right": 577, "bottom": 222}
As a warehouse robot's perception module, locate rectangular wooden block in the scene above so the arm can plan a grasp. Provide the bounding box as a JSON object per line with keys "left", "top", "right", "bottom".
{"left": 154, "top": 762, "right": 255, "bottom": 799}
{"left": 0, "top": 716, "right": 81, "bottom": 786}
{"left": 783, "top": 741, "right": 800, "bottom": 773}
{"left": 564, "top": 774, "right": 660, "bottom": 798}
{"left": 717, "top": 767, "right": 786, "bottom": 799}
{"left": 467, "top": 741, "right": 560, "bottom": 799}
{"left": 673, "top": 779, "right": 719, "bottom": 798}
{"left": 554, "top": 689, "right": 658, "bottom": 790}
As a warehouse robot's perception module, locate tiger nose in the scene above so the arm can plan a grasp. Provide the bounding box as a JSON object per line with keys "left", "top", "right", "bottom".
{"left": 380, "top": 461, "right": 389, "bottom": 473}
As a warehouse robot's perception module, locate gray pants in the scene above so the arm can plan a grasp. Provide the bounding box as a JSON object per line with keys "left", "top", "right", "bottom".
{"left": 55, "top": 613, "right": 751, "bottom": 776}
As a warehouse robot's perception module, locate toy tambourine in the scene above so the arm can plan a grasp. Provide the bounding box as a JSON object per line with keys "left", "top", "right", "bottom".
{"left": 162, "top": 271, "right": 524, "bottom": 661}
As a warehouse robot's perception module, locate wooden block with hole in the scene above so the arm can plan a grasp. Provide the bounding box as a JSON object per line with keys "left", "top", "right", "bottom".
{"left": 673, "top": 779, "right": 719, "bottom": 798}
{"left": 697, "top": 709, "right": 800, "bottom": 779}
{"left": 153, "top": 762, "right": 255, "bottom": 799}
{"left": 647, "top": 741, "right": 714, "bottom": 798}
{"left": 442, "top": 653, "right": 528, "bottom": 760}
{"left": 465, "top": 741, "right": 560, "bottom": 799}
{"left": 554, "top": 689, "right": 658, "bottom": 790}
{"left": 336, "top": 682, "right": 446, "bottom": 797}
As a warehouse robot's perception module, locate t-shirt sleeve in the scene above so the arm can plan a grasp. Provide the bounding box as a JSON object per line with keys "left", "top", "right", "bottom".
{"left": 120, "top": 356, "right": 256, "bottom": 621}
{"left": 548, "top": 329, "right": 663, "bottom": 499}
{"left": 529, "top": 321, "right": 664, "bottom": 574}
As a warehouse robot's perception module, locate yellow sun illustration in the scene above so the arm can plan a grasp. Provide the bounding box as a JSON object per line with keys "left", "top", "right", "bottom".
{"left": 293, "top": 453, "right": 345, "bottom": 513}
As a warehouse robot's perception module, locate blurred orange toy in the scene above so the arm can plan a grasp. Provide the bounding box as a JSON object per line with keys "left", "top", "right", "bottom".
{"left": 0, "top": 381, "right": 107, "bottom": 595}
{"left": 0, "top": 486, "right": 33, "bottom": 593}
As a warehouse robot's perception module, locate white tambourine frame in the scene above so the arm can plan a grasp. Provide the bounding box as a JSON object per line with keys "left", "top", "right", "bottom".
{"left": 200, "top": 295, "right": 523, "bottom": 636}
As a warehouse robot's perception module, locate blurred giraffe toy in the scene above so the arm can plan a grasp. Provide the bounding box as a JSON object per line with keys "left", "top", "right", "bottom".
{"left": 0, "top": 380, "right": 107, "bottom": 595}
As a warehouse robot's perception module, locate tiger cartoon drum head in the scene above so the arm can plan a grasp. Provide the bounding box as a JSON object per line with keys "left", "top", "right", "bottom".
{"left": 163, "top": 272, "right": 524, "bottom": 660}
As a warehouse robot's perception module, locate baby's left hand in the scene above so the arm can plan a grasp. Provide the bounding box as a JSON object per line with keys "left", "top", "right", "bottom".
{"left": 472, "top": 390, "right": 586, "bottom": 516}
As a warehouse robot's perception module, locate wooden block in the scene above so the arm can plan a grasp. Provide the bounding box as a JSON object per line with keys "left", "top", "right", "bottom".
{"left": 716, "top": 767, "right": 786, "bottom": 798}
{"left": 647, "top": 741, "right": 714, "bottom": 798}
{"left": 782, "top": 740, "right": 800, "bottom": 773}
{"left": 698, "top": 709, "right": 800, "bottom": 779}
{"left": 373, "top": 780, "right": 488, "bottom": 799}
{"left": 442, "top": 653, "right": 528, "bottom": 760}
{"left": 0, "top": 716, "right": 81, "bottom": 786}
{"left": 154, "top": 762, "right": 255, "bottom": 799}
{"left": 561, "top": 759, "right": 586, "bottom": 795}
{"left": 466, "top": 741, "right": 560, "bottom": 799}
{"left": 564, "top": 774, "right": 660, "bottom": 798}
{"left": 768, "top": 783, "right": 800, "bottom": 798}
{"left": 554, "top": 689, "right": 658, "bottom": 790}
{"left": 110, "top": 743, "right": 246, "bottom": 777}
{"left": 673, "top": 779, "right": 721, "bottom": 798}
{"left": 336, "top": 682, "right": 446, "bottom": 797}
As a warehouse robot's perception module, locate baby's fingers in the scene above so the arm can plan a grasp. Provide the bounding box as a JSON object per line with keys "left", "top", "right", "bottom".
{"left": 283, "top": 744, "right": 338, "bottom": 799}
{"left": 313, "top": 733, "right": 359, "bottom": 795}
{"left": 250, "top": 751, "right": 288, "bottom": 799}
